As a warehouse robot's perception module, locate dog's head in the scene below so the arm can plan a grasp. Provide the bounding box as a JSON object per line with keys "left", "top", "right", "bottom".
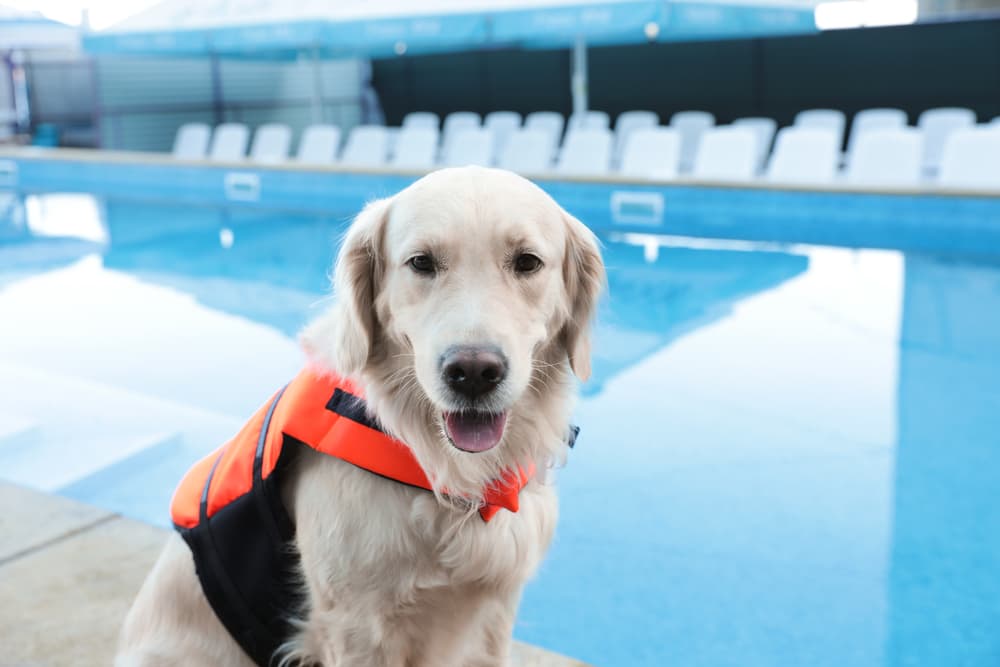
{"left": 304, "top": 167, "right": 603, "bottom": 479}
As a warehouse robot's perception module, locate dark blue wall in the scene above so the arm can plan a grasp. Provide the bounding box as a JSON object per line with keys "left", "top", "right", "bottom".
{"left": 372, "top": 17, "right": 1000, "bottom": 129}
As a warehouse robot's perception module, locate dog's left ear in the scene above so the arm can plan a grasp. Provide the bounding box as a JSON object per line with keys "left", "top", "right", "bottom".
{"left": 301, "top": 197, "right": 391, "bottom": 376}
{"left": 560, "top": 210, "right": 605, "bottom": 381}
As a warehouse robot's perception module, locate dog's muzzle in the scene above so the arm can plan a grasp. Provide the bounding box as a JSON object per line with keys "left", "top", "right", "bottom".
{"left": 439, "top": 345, "right": 509, "bottom": 452}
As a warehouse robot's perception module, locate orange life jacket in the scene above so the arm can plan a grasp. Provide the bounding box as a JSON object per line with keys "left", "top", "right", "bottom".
{"left": 170, "top": 367, "right": 558, "bottom": 666}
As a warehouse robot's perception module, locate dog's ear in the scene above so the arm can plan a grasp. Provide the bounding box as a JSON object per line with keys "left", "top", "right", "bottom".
{"left": 560, "top": 210, "right": 605, "bottom": 381}
{"left": 301, "top": 197, "right": 391, "bottom": 376}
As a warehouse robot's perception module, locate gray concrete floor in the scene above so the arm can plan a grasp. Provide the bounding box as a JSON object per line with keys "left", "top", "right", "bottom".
{"left": 0, "top": 482, "right": 589, "bottom": 667}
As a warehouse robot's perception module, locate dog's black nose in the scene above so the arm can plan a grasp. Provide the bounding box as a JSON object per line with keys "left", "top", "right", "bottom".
{"left": 441, "top": 347, "right": 508, "bottom": 399}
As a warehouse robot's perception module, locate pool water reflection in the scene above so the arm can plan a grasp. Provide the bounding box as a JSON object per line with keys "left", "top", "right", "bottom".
{"left": 0, "top": 194, "right": 997, "bottom": 667}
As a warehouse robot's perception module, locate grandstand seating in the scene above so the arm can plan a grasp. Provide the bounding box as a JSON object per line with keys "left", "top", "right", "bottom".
{"left": 207, "top": 123, "right": 250, "bottom": 162}
{"left": 166, "top": 106, "right": 999, "bottom": 190}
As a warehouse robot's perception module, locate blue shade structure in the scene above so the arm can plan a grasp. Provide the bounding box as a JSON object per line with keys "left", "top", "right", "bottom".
{"left": 82, "top": 0, "right": 817, "bottom": 58}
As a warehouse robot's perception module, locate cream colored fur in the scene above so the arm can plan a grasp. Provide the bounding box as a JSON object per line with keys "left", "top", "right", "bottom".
{"left": 116, "top": 166, "right": 605, "bottom": 667}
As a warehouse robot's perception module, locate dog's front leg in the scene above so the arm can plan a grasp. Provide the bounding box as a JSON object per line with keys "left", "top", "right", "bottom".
{"left": 289, "top": 602, "right": 412, "bottom": 667}
{"left": 468, "top": 590, "right": 521, "bottom": 667}
{"left": 416, "top": 588, "right": 519, "bottom": 667}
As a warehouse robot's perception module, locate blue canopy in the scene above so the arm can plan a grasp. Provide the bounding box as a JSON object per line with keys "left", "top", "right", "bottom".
{"left": 83, "top": 0, "right": 817, "bottom": 58}
{"left": 0, "top": 7, "right": 79, "bottom": 51}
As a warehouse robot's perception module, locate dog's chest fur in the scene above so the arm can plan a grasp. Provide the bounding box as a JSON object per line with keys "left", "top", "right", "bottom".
{"left": 289, "top": 450, "right": 557, "bottom": 603}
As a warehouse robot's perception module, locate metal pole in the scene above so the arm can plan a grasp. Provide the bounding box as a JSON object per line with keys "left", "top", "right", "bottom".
{"left": 9, "top": 50, "right": 29, "bottom": 134}
{"left": 311, "top": 46, "right": 324, "bottom": 124}
{"left": 571, "top": 34, "right": 588, "bottom": 118}
{"left": 209, "top": 54, "right": 223, "bottom": 125}
{"left": 2, "top": 52, "right": 17, "bottom": 137}
{"left": 89, "top": 56, "right": 103, "bottom": 148}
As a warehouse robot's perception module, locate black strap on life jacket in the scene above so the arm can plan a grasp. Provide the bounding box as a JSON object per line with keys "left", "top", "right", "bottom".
{"left": 177, "top": 387, "right": 303, "bottom": 667}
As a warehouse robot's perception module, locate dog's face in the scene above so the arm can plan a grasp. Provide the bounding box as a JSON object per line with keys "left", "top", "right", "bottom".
{"left": 305, "top": 167, "right": 603, "bottom": 457}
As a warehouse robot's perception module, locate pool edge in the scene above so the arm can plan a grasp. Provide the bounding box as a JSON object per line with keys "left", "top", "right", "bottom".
{"left": 0, "top": 481, "right": 593, "bottom": 667}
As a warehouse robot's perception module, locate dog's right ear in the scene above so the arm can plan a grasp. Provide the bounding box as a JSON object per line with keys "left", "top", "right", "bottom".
{"left": 560, "top": 210, "right": 606, "bottom": 382}
{"left": 301, "top": 197, "right": 392, "bottom": 376}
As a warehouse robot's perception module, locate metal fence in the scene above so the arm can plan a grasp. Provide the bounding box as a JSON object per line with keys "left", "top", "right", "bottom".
{"left": 25, "top": 54, "right": 369, "bottom": 152}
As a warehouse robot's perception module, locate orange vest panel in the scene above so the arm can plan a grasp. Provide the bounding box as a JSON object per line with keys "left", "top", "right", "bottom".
{"left": 171, "top": 367, "right": 529, "bottom": 530}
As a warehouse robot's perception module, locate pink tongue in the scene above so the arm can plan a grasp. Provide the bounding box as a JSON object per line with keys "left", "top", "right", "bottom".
{"left": 444, "top": 412, "right": 507, "bottom": 453}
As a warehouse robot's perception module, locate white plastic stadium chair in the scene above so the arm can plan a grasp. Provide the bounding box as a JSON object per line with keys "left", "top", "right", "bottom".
{"left": 843, "top": 127, "right": 923, "bottom": 187}
{"left": 391, "top": 127, "right": 439, "bottom": 170}
{"left": 172, "top": 123, "right": 211, "bottom": 159}
{"left": 732, "top": 117, "right": 777, "bottom": 172}
{"left": 441, "top": 111, "right": 481, "bottom": 159}
{"left": 484, "top": 111, "right": 522, "bottom": 160}
{"left": 525, "top": 111, "right": 566, "bottom": 147}
{"left": 249, "top": 124, "right": 292, "bottom": 164}
{"left": 618, "top": 127, "right": 680, "bottom": 180}
{"left": 938, "top": 126, "right": 1000, "bottom": 190}
{"left": 847, "top": 108, "right": 907, "bottom": 157}
{"left": 614, "top": 110, "right": 659, "bottom": 165}
{"left": 918, "top": 107, "right": 977, "bottom": 176}
{"left": 441, "top": 127, "right": 494, "bottom": 167}
{"left": 497, "top": 128, "right": 556, "bottom": 174}
{"left": 670, "top": 111, "right": 715, "bottom": 173}
{"left": 555, "top": 128, "right": 613, "bottom": 177}
{"left": 568, "top": 110, "right": 611, "bottom": 132}
{"left": 795, "top": 109, "right": 847, "bottom": 150}
{"left": 402, "top": 111, "right": 440, "bottom": 130}
{"left": 340, "top": 125, "right": 389, "bottom": 167}
{"left": 443, "top": 111, "right": 480, "bottom": 136}
{"left": 385, "top": 127, "right": 400, "bottom": 159}
{"left": 766, "top": 126, "right": 840, "bottom": 186}
{"left": 296, "top": 124, "right": 341, "bottom": 165}
{"left": 208, "top": 123, "right": 250, "bottom": 162}
{"left": 692, "top": 126, "right": 758, "bottom": 182}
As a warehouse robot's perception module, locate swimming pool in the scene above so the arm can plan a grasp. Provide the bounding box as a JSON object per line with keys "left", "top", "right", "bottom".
{"left": 1, "top": 190, "right": 998, "bottom": 667}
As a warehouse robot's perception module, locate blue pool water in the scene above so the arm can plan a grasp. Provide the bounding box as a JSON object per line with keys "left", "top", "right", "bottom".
{"left": 1, "top": 192, "right": 998, "bottom": 666}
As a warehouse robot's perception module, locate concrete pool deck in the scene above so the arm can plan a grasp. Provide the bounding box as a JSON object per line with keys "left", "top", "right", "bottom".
{"left": 0, "top": 481, "right": 590, "bottom": 667}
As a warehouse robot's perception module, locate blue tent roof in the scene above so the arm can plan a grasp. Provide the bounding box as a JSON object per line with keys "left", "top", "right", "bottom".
{"left": 0, "top": 6, "right": 79, "bottom": 51}
{"left": 83, "top": 0, "right": 817, "bottom": 58}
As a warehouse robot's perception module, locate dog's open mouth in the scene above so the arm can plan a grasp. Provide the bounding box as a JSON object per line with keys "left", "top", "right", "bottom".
{"left": 443, "top": 411, "right": 508, "bottom": 453}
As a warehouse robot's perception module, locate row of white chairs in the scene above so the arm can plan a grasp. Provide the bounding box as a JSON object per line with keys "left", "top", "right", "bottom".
{"left": 171, "top": 110, "right": 1000, "bottom": 189}
{"left": 171, "top": 118, "right": 686, "bottom": 174}
{"left": 400, "top": 107, "right": 1000, "bottom": 188}
{"left": 788, "top": 107, "right": 997, "bottom": 176}
{"left": 173, "top": 122, "right": 343, "bottom": 164}
{"left": 404, "top": 106, "right": 1000, "bottom": 177}
{"left": 404, "top": 109, "right": 706, "bottom": 171}
{"left": 172, "top": 112, "right": 595, "bottom": 167}
{"left": 173, "top": 120, "right": 554, "bottom": 170}
{"left": 172, "top": 110, "right": 723, "bottom": 170}
{"left": 568, "top": 122, "right": 1000, "bottom": 188}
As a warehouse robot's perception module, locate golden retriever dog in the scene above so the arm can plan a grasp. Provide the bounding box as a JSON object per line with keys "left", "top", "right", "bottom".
{"left": 116, "top": 166, "right": 605, "bottom": 667}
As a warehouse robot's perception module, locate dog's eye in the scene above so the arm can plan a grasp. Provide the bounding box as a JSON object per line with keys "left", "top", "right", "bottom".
{"left": 514, "top": 253, "right": 543, "bottom": 274}
{"left": 408, "top": 254, "right": 436, "bottom": 275}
